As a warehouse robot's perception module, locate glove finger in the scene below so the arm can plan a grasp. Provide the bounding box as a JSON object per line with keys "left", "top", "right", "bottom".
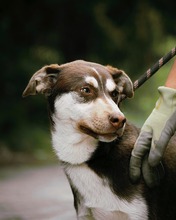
{"left": 129, "top": 156, "right": 142, "bottom": 184}
{"left": 142, "top": 154, "right": 165, "bottom": 188}
{"left": 149, "top": 113, "right": 176, "bottom": 167}
{"left": 129, "top": 131, "right": 152, "bottom": 183}
{"left": 132, "top": 131, "right": 152, "bottom": 157}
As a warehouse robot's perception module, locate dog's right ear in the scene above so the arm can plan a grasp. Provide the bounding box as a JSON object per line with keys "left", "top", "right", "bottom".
{"left": 22, "top": 64, "right": 60, "bottom": 97}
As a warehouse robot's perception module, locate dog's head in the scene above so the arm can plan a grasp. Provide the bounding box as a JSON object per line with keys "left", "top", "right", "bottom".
{"left": 23, "top": 60, "right": 133, "bottom": 143}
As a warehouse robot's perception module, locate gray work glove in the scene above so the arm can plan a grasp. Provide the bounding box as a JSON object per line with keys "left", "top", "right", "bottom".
{"left": 129, "top": 86, "right": 176, "bottom": 187}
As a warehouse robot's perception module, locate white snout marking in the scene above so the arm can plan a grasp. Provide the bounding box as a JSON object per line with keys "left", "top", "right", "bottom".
{"left": 104, "top": 95, "right": 124, "bottom": 116}
{"left": 85, "top": 76, "right": 98, "bottom": 88}
{"left": 106, "top": 79, "right": 116, "bottom": 92}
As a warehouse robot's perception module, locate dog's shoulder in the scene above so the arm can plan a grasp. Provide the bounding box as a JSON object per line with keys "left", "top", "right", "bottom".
{"left": 115, "top": 122, "right": 140, "bottom": 152}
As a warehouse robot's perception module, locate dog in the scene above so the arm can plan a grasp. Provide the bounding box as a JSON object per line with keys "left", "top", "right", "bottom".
{"left": 23, "top": 60, "right": 176, "bottom": 220}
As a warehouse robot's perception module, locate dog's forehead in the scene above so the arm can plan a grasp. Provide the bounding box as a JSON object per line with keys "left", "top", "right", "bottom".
{"left": 60, "top": 61, "right": 116, "bottom": 91}
{"left": 85, "top": 66, "right": 116, "bottom": 92}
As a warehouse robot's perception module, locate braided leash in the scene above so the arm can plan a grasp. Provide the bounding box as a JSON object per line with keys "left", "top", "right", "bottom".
{"left": 121, "top": 46, "right": 176, "bottom": 101}
{"left": 133, "top": 47, "right": 176, "bottom": 90}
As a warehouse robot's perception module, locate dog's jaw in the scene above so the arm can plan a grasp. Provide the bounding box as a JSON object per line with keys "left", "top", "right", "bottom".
{"left": 52, "top": 119, "right": 98, "bottom": 164}
{"left": 79, "top": 123, "right": 125, "bottom": 142}
{"left": 51, "top": 93, "right": 99, "bottom": 164}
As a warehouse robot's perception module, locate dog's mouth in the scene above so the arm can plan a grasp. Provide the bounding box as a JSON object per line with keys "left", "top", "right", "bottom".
{"left": 79, "top": 125, "right": 123, "bottom": 142}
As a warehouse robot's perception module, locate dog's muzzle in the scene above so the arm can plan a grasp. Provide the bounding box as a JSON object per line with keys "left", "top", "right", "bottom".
{"left": 79, "top": 113, "right": 126, "bottom": 142}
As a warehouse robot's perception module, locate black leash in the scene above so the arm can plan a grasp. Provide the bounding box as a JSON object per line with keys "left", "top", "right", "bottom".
{"left": 121, "top": 46, "right": 176, "bottom": 101}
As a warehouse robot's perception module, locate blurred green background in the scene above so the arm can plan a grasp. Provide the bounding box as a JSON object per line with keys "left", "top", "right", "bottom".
{"left": 0, "top": 0, "right": 175, "bottom": 165}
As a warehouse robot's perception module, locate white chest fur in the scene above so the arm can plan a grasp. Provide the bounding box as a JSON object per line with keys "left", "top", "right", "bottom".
{"left": 65, "top": 164, "right": 148, "bottom": 220}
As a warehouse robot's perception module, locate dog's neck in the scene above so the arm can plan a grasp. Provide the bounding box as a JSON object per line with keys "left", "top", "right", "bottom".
{"left": 51, "top": 116, "right": 98, "bottom": 164}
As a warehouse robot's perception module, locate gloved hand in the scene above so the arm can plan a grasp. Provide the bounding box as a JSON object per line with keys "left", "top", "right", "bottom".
{"left": 129, "top": 86, "right": 176, "bottom": 187}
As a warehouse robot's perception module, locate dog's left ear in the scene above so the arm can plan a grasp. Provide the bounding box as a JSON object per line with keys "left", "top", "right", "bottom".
{"left": 106, "top": 65, "right": 134, "bottom": 98}
{"left": 22, "top": 64, "right": 60, "bottom": 97}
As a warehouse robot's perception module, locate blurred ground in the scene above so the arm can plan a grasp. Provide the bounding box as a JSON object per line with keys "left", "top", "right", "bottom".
{"left": 0, "top": 164, "right": 76, "bottom": 220}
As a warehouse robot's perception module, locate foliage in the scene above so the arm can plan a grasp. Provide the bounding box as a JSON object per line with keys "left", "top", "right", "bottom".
{"left": 0, "top": 0, "right": 175, "bottom": 159}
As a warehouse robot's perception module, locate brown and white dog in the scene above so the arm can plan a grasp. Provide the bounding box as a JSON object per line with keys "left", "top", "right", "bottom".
{"left": 23, "top": 60, "right": 176, "bottom": 220}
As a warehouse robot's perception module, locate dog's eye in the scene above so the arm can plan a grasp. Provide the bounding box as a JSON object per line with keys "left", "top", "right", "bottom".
{"left": 110, "top": 89, "right": 119, "bottom": 98}
{"left": 80, "top": 87, "right": 91, "bottom": 94}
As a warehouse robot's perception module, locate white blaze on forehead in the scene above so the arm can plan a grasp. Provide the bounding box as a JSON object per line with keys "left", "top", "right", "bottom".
{"left": 91, "top": 67, "right": 104, "bottom": 90}
{"left": 85, "top": 76, "right": 98, "bottom": 88}
{"left": 91, "top": 67, "right": 117, "bottom": 92}
{"left": 106, "top": 78, "right": 116, "bottom": 92}
{"left": 92, "top": 67, "right": 99, "bottom": 75}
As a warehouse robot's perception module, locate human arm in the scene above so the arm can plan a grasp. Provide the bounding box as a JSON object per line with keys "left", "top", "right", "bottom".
{"left": 165, "top": 59, "right": 176, "bottom": 88}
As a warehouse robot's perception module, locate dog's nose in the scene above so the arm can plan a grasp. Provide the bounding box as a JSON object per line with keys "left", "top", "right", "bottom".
{"left": 109, "top": 113, "right": 126, "bottom": 129}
